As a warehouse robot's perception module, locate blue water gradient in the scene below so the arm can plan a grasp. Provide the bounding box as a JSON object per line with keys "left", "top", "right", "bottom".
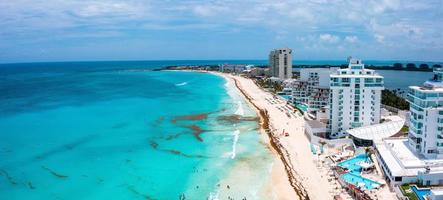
{"left": 0, "top": 62, "right": 273, "bottom": 199}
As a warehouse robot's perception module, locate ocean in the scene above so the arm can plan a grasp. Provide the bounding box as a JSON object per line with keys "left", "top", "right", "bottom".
{"left": 0, "top": 61, "right": 274, "bottom": 199}
{"left": 0, "top": 60, "right": 436, "bottom": 199}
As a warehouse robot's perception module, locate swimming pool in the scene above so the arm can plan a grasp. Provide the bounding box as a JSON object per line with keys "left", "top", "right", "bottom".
{"left": 341, "top": 173, "right": 381, "bottom": 190}
{"left": 411, "top": 185, "right": 431, "bottom": 200}
{"left": 338, "top": 154, "right": 370, "bottom": 173}
{"left": 279, "top": 95, "right": 290, "bottom": 100}
{"left": 295, "top": 103, "right": 308, "bottom": 113}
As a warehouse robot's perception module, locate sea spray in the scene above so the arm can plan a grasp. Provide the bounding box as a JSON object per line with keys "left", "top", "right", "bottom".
{"left": 231, "top": 129, "right": 240, "bottom": 159}
{"left": 175, "top": 81, "right": 188, "bottom": 86}
{"left": 208, "top": 190, "right": 220, "bottom": 200}
{"left": 234, "top": 101, "right": 244, "bottom": 116}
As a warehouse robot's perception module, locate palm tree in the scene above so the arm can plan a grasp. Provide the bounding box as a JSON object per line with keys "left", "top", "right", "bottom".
{"left": 319, "top": 140, "right": 327, "bottom": 154}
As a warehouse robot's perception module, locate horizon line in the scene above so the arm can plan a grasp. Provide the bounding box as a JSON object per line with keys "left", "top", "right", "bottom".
{"left": 1, "top": 58, "right": 443, "bottom": 65}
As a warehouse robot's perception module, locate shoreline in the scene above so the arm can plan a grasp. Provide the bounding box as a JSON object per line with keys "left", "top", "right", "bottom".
{"left": 168, "top": 69, "right": 336, "bottom": 199}
{"left": 229, "top": 74, "right": 309, "bottom": 199}
{"left": 208, "top": 71, "right": 337, "bottom": 200}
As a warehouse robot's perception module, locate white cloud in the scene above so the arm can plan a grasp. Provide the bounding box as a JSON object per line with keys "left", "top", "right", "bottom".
{"left": 319, "top": 34, "right": 340, "bottom": 43}
{"left": 374, "top": 34, "right": 385, "bottom": 43}
{"left": 0, "top": 0, "right": 442, "bottom": 60}
{"left": 344, "top": 36, "right": 358, "bottom": 43}
{"left": 74, "top": 2, "right": 142, "bottom": 17}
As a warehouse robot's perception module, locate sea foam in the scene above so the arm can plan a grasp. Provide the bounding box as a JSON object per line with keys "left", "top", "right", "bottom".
{"left": 231, "top": 129, "right": 240, "bottom": 159}
{"left": 175, "top": 81, "right": 188, "bottom": 86}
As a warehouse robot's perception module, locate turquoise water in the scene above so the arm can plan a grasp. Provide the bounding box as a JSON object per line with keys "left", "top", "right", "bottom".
{"left": 339, "top": 154, "right": 380, "bottom": 190}
{"left": 341, "top": 173, "right": 381, "bottom": 190}
{"left": 0, "top": 62, "right": 274, "bottom": 199}
{"left": 310, "top": 144, "right": 317, "bottom": 155}
{"left": 338, "top": 154, "right": 370, "bottom": 173}
{"left": 411, "top": 185, "right": 431, "bottom": 200}
{"left": 295, "top": 104, "right": 308, "bottom": 113}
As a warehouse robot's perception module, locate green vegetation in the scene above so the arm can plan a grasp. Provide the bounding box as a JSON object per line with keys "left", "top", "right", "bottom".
{"left": 400, "top": 184, "right": 418, "bottom": 200}
{"left": 382, "top": 90, "right": 409, "bottom": 110}
{"left": 256, "top": 79, "right": 283, "bottom": 93}
{"left": 401, "top": 126, "right": 409, "bottom": 133}
{"left": 292, "top": 72, "right": 300, "bottom": 79}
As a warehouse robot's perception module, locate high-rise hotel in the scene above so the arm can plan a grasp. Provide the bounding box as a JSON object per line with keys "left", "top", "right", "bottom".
{"left": 407, "top": 68, "right": 443, "bottom": 159}
{"left": 269, "top": 48, "right": 292, "bottom": 79}
{"left": 328, "top": 59, "right": 384, "bottom": 138}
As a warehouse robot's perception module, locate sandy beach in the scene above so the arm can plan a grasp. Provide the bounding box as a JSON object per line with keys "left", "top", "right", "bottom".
{"left": 213, "top": 72, "right": 337, "bottom": 200}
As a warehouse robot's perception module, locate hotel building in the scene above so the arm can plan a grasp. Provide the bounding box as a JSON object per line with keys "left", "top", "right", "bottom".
{"left": 374, "top": 68, "right": 443, "bottom": 187}
{"left": 328, "top": 59, "right": 384, "bottom": 138}
{"left": 407, "top": 68, "right": 443, "bottom": 159}
{"left": 291, "top": 68, "right": 338, "bottom": 111}
{"left": 269, "top": 48, "right": 292, "bottom": 79}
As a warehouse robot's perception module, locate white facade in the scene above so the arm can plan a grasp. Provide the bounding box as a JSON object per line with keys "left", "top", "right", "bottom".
{"left": 375, "top": 138, "right": 443, "bottom": 187}
{"left": 269, "top": 48, "right": 292, "bottom": 79}
{"left": 407, "top": 68, "right": 443, "bottom": 159}
{"left": 328, "top": 59, "right": 384, "bottom": 138}
{"left": 291, "top": 68, "right": 338, "bottom": 110}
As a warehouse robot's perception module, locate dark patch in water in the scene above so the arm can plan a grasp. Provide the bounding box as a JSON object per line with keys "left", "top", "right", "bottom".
{"left": 181, "top": 124, "right": 204, "bottom": 142}
{"left": 35, "top": 134, "right": 97, "bottom": 160}
{"left": 28, "top": 181, "right": 36, "bottom": 189}
{"left": 171, "top": 112, "right": 212, "bottom": 123}
{"left": 112, "top": 122, "right": 129, "bottom": 129}
{"left": 148, "top": 139, "right": 205, "bottom": 159}
{"left": 0, "top": 169, "right": 18, "bottom": 185}
{"left": 96, "top": 177, "right": 104, "bottom": 184}
{"left": 164, "top": 149, "right": 205, "bottom": 158}
{"left": 217, "top": 114, "right": 259, "bottom": 124}
{"left": 164, "top": 132, "right": 186, "bottom": 140}
{"left": 127, "top": 185, "right": 156, "bottom": 200}
{"left": 152, "top": 117, "right": 165, "bottom": 126}
{"left": 1, "top": 148, "right": 12, "bottom": 153}
{"left": 149, "top": 140, "right": 159, "bottom": 149}
{"left": 41, "top": 166, "right": 68, "bottom": 179}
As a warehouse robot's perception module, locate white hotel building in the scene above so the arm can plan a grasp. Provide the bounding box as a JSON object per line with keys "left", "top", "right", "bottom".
{"left": 291, "top": 68, "right": 338, "bottom": 110}
{"left": 269, "top": 48, "right": 292, "bottom": 79}
{"left": 375, "top": 68, "right": 443, "bottom": 187}
{"left": 407, "top": 68, "right": 443, "bottom": 159}
{"left": 328, "top": 59, "right": 384, "bottom": 138}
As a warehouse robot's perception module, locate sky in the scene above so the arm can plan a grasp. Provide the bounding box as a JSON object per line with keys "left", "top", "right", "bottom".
{"left": 0, "top": 0, "right": 442, "bottom": 63}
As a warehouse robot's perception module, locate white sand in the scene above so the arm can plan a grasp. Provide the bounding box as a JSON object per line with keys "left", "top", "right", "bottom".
{"left": 214, "top": 72, "right": 337, "bottom": 200}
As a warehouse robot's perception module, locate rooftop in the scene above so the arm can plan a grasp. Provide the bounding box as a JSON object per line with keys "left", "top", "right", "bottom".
{"left": 375, "top": 138, "right": 443, "bottom": 177}
{"left": 347, "top": 116, "right": 405, "bottom": 141}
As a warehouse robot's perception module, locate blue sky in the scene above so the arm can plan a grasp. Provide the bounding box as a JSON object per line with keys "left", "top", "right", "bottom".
{"left": 0, "top": 0, "right": 442, "bottom": 63}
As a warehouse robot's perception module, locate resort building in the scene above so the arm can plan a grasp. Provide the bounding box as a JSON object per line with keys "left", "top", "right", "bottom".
{"left": 374, "top": 138, "right": 443, "bottom": 187}
{"left": 269, "top": 48, "right": 292, "bottom": 79}
{"left": 374, "top": 69, "right": 443, "bottom": 188}
{"left": 220, "top": 64, "right": 248, "bottom": 73}
{"left": 328, "top": 59, "right": 384, "bottom": 138}
{"left": 407, "top": 68, "right": 443, "bottom": 159}
{"left": 291, "top": 68, "right": 338, "bottom": 111}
